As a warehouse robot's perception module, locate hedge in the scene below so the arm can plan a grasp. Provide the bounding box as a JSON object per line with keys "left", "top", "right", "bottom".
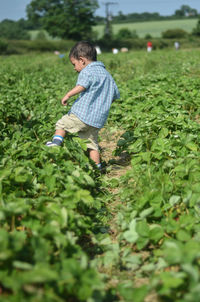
{"left": 0, "top": 39, "right": 76, "bottom": 55}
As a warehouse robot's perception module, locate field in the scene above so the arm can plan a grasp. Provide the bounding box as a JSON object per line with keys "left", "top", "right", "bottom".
{"left": 29, "top": 19, "right": 199, "bottom": 40}
{"left": 1, "top": 48, "right": 200, "bottom": 301}
{"left": 94, "top": 18, "right": 198, "bottom": 38}
{"left": 29, "top": 29, "right": 60, "bottom": 40}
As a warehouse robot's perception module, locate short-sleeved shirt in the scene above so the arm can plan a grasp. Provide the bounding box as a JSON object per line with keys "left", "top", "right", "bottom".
{"left": 69, "top": 61, "right": 120, "bottom": 128}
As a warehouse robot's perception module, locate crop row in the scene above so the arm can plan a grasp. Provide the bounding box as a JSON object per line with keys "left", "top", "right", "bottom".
{"left": 1, "top": 49, "right": 200, "bottom": 301}
{"left": 107, "top": 49, "right": 200, "bottom": 301}
{"left": 0, "top": 54, "right": 110, "bottom": 301}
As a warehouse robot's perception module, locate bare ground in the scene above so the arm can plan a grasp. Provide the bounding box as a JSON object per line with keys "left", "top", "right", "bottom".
{"left": 99, "top": 128, "right": 159, "bottom": 302}
{"left": 99, "top": 128, "right": 131, "bottom": 178}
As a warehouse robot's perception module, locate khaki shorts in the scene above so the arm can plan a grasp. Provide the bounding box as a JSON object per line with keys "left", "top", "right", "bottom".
{"left": 56, "top": 113, "right": 99, "bottom": 150}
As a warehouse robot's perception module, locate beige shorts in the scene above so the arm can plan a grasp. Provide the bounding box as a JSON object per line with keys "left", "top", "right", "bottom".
{"left": 56, "top": 113, "right": 99, "bottom": 150}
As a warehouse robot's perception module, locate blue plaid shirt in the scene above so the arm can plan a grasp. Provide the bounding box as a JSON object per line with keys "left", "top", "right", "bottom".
{"left": 69, "top": 61, "right": 120, "bottom": 128}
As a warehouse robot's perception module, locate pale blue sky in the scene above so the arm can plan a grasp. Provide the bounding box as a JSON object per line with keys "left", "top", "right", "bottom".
{"left": 0, "top": 0, "right": 200, "bottom": 21}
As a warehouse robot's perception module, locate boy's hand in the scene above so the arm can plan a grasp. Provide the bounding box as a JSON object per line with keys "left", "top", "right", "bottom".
{"left": 61, "top": 86, "right": 85, "bottom": 106}
{"left": 61, "top": 95, "right": 70, "bottom": 106}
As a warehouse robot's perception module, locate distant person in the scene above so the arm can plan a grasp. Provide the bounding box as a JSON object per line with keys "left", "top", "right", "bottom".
{"left": 95, "top": 46, "right": 102, "bottom": 55}
{"left": 147, "top": 41, "right": 152, "bottom": 52}
{"left": 46, "top": 41, "right": 120, "bottom": 170}
{"left": 121, "top": 47, "right": 128, "bottom": 53}
{"left": 174, "top": 41, "right": 180, "bottom": 50}
{"left": 112, "top": 48, "right": 119, "bottom": 54}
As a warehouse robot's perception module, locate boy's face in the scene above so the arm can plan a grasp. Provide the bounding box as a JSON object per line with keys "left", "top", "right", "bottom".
{"left": 70, "top": 57, "right": 85, "bottom": 73}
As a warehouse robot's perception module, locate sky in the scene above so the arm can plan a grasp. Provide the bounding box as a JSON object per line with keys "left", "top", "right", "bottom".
{"left": 0, "top": 0, "right": 200, "bottom": 22}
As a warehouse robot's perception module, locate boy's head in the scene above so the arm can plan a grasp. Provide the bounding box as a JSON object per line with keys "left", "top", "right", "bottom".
{"left": 69, "top": 41, "right": 97, "bottom": 62}
{"left": 69, "top": 41, "right": 97, "bottom": 73}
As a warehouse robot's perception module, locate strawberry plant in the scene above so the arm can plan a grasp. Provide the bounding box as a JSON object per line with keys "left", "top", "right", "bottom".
{"left": 1, "top": 49, "right": 200, "bottom": 301}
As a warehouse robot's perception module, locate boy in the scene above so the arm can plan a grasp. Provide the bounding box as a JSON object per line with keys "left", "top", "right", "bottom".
{"left": 46, "top": 41, "right": 120, "bottom": 169}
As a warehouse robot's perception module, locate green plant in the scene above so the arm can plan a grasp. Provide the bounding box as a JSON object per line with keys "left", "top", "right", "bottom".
{"left": 162, "top": 28, "right": 188, "bottom": 38}
{"left": 0, "top": 39, "right": 8, "bottom": 54}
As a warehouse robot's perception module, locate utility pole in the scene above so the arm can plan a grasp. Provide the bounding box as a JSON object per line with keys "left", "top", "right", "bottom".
{"left": 103, "top": 2, "right": 118, "bottom": 37}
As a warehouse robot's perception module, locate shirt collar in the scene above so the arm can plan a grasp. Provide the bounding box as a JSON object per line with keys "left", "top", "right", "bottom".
{"left": 85, "top": 61, "right": 105, "bottom": 69}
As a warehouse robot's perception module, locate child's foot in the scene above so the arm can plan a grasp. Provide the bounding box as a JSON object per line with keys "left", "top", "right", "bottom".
{"left": 46, "top": 141, "right": 60, "bottom": 147}
{"left": 97, "top": 163, "right": 102, "bottom": 170}
{"left": 46, "top": 135, "right": 64, "bottom": 147}
{"left": 97, "top": 162, "right": 107, "bottom": 174}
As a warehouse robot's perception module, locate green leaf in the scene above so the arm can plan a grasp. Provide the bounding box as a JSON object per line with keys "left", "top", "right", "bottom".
{"left": 169, "top": 195, "right": 181, "bottom": 206}
{"left": 136, "top": 220, "right": 149, "bottom": 237}
{"left": 137, "top": 237, "right": 149, "bottom": 250}
{"left": 149, "top": 224, "right": 164, "bottom": 242}
{"left": 118, "top": 284, "right": 148, "bottom": 302}
{"left": 159, "top": 271, "right": 186, "bottom": 293}
{"left": 139, "top": 207, "right": 154, "bottom": 219}
{"left": 176, "top": 229, "right": 191, "bottom": 242}
{"left": 159, "top": 127, "right": 169, "bottom": 138}
{"left": 13, "top": 261, "right": 33, "bottom": 270}
{"left": 186, "top": 142, "right": 198, "bottom": 151}
{"left": 163, "top": 241, "right": 182, "bottom": 264}
{"left": 45, "top": 175, "right": 56, "bottom": 192}
{"left": 123, "top": 230, "right": 139, "bottom": 243}
{"left": 77, "top": 189, "right": 94, "bottom": 205}
{"left": 83, "top": 174, "right": 95, "bottom": 187}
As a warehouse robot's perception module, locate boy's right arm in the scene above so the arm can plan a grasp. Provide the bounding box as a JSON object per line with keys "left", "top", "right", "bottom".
{"left": 61, "top": 85, "right": 85, "bottom": 106}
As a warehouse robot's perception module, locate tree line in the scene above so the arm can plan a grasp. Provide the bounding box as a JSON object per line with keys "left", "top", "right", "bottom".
{"left": 97, "top": 5, "right": 199, "bottom": 24}
{"left": 0, "top": 1, "right": 200, "bottom": 41}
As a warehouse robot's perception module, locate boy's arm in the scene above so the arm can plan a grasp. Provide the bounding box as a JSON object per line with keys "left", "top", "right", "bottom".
{"left": 61, "top": 85, "right": 86, "bottom": 106}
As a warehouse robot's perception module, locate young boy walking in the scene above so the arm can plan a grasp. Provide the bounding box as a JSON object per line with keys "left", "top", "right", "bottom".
{"left": 46, "top": 41, "right": 120, "bottom": 169}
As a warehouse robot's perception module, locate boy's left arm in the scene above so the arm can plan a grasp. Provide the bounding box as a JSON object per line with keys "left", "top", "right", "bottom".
{"left": 112, "top": 84, "right": 120, "bottom": 103}
{"left": 62, "top": 85, "right": 85, "bottom": 106}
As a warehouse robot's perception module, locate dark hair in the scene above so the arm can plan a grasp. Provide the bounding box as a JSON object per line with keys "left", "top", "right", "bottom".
{"left": 69, "top": 41, "right": 97, "bottom": 61}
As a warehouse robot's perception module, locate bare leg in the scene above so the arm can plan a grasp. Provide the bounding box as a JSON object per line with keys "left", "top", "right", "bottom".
{"left": 88, "top": 149, "right": 100, "bottom": 165}
{"left": 46, "top": 129, "right": 66, "bottom": 146}
{"left": 55, "top": 129, "right": 66, "bottom": 137}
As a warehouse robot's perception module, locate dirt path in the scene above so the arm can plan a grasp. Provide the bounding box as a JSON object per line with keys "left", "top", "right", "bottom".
{"left": 99, "top": 128, "right": 158, "bottom": 302}
{"left": 99, "top": 128, "right": 131, "bottom": 178}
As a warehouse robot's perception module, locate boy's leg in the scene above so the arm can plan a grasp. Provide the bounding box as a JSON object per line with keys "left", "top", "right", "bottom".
{"left": 55, "top": 129, "right": 66, "bottom": 137}
{"left": 47, "top": 115, "right": 102, "bottom": 168}
{"left": 46, "top": 129, "right": 66, "bottom": 147}
{"left": 88, "top": 149, "right": 100, "bottom": 165}
{"left": 46, "top": 115, "right": 72, "bottom": 147}
{"left": 46, "top": 114, "right": 84, "bottom": 147}
{"left": 82, "top": 129, "right": 102, "bottom": 169}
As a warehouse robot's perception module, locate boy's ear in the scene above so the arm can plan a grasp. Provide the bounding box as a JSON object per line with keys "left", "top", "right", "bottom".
{"left": 79, "top": 56, "right": 86, "bottom": 65}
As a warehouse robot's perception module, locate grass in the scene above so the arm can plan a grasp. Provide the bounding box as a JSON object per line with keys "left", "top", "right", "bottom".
{"left": 29, "top": 19, "right": 198, "bottom": 41}
{"left": 93, "top": 18, "right": 199, "bottom": 38}
{"left": 29, "top": 30, "right": 61, "bottom": 40}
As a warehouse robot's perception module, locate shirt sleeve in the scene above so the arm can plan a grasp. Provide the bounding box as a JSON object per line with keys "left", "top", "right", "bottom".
{"left": 113, "top": 82, "right": 120, "bottom": 99}
{"left": 76, "top": 70, "right": 91, "bottom": 89}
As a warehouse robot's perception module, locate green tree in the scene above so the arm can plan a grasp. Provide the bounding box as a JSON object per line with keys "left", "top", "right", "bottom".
{"left": 18, "top": 17, "right": 41, "bottom": 30}
{"left": 175, "top": 5, "right": 198, "bottom": 17}
{"left": 116, "top": 28, "right": 138, "bottom": 40}
{"left": 26, "top": 0, "right": 99, "bottom": 40}
{"left": 116, "top": 28, "right": 132, "bottom": 39}
{"left": 0, "top": 19, "right": 30, "bottom": 40}
{"left": 162, "top": 28, "right": 188, "bottom": 39}
{"left": 192, "top": 19, "right": 200, "bottom": 36}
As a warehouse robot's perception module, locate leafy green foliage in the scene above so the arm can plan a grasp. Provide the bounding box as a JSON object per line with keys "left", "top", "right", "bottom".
{"left": 26, "top": 0, "right": 99, "bottom": 40}
{"left": 162, "top": 28, "right": 188, "bottom": 38}
{"left": 0, "top": 54, "right": 106, "bottom": 301}
{"left": 115, "top": 28, "right": 138, "bottom": 40}
{"left": 107, "top": 49, "right": 200, "bottom": 301}
{"left": 0, "top": 19, "right": 30, "bottom": 40}
{"left": 175, "top": 5, "right": 198, "bottom": 17}
{"left": 192, "top": 19, "right": 200, "bottom": 36}
{"left": 1, "top": 49, "right": 200, "bottom": 301}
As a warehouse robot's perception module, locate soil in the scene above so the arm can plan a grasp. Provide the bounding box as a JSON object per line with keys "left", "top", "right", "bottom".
{"left": 99, "top": 128, "right": 159, "bottom": 302}
{"left": 99, "top": 128, "right": 131, "bottom": 178}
